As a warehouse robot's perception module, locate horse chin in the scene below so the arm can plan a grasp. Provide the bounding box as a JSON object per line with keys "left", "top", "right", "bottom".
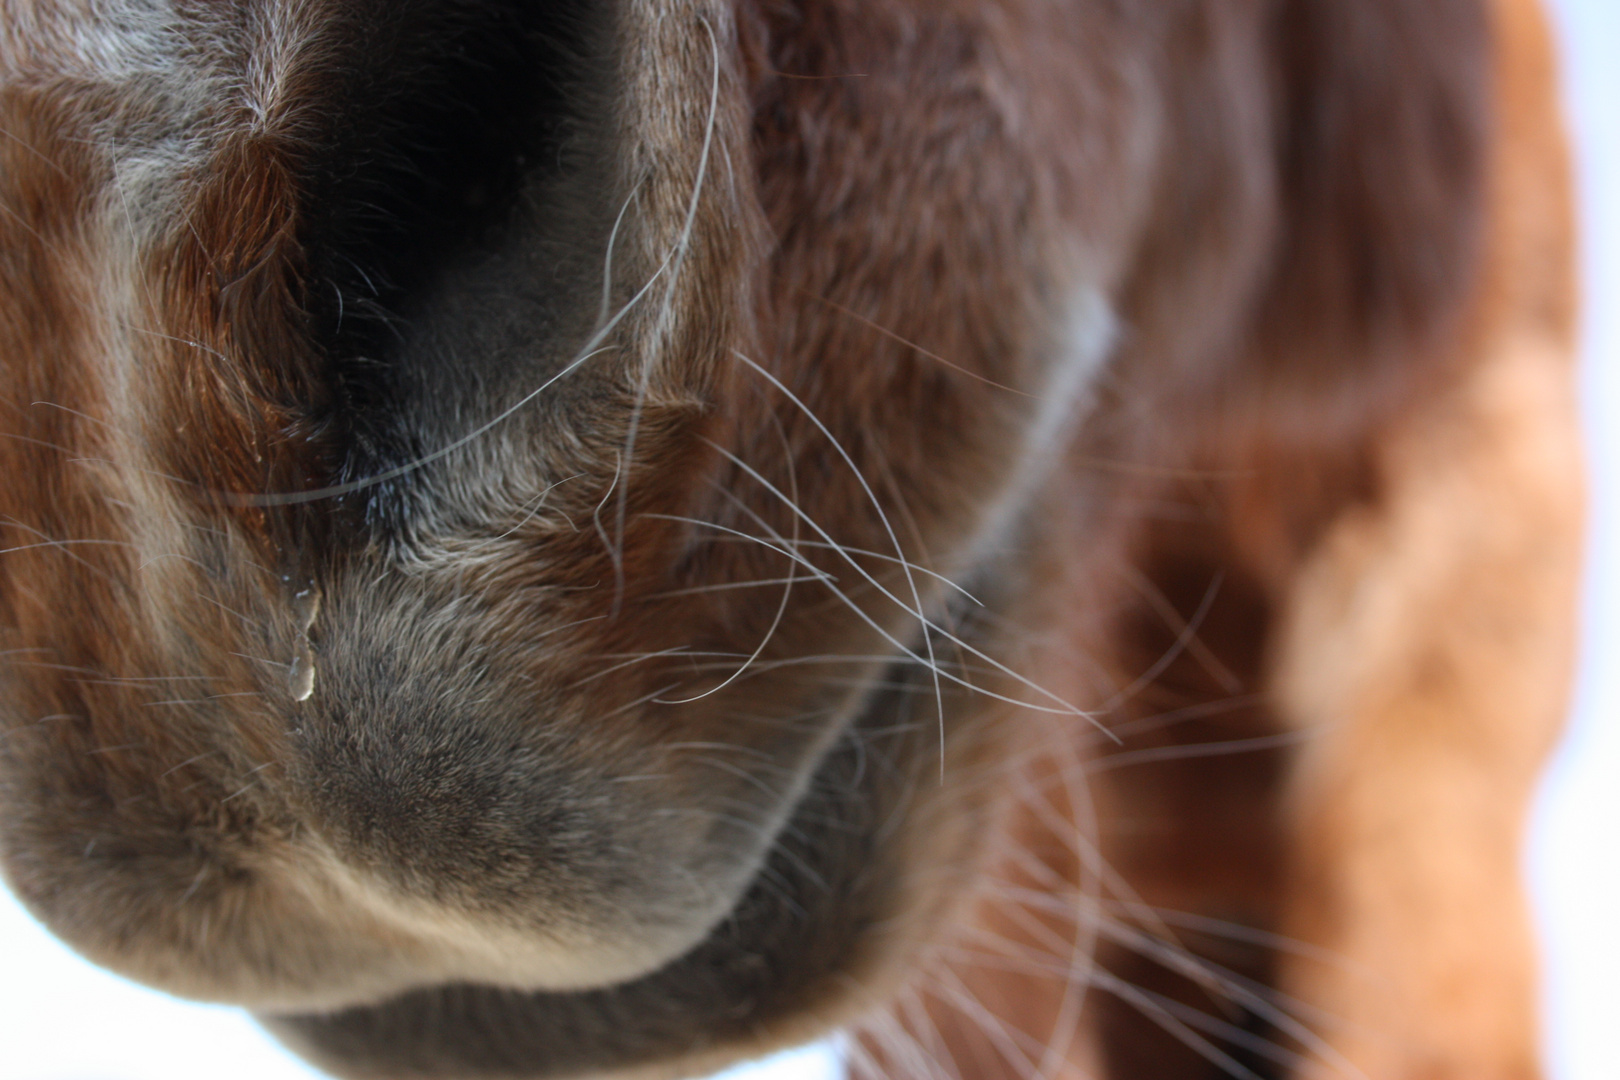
{"left": 259, "top": 657, "right": 1001, "bottom": 1080}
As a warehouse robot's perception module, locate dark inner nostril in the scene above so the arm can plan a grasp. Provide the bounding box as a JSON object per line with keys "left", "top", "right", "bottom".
{"left": 301, "top": 1, "right": 602, "bottom": 352}
{"left": 286, "top": 1, "right": 612, "bottom": 523}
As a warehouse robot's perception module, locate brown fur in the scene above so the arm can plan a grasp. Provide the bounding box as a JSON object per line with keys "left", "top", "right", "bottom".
{"left": 0, "top": 2, "right": 1579, "bottom": 1078}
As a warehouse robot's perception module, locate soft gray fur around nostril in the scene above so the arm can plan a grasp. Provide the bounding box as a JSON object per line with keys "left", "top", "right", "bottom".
{"left": 298, "top": 710, "right": 595, "bottom": 901}
{"left": 290, "top": 632, "right": 633, "bottom": 914}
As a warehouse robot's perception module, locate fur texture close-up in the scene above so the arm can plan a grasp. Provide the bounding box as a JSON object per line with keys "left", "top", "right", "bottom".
{"left": 0, "top": 1, "right": 1601, "bottom": 1079}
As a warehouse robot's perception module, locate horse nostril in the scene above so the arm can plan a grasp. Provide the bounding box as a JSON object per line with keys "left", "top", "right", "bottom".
{"left": 292, "top": 0, "right": 617, "bottom": 534}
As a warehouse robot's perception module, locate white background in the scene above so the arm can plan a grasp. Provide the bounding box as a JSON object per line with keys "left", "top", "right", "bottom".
{"left": 2, "top": 1, "right": 1616, "bottom": 1077}
{"left": 1527, "top": 0, "right": 1620, "bottom": 1076}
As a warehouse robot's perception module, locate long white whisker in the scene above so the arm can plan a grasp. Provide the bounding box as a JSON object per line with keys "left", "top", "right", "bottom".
{"left": 1086, "top": 729, "right": 1316, "bottom": 774}
{"left": 1089, "top": 968, "right": 1267, "bottom": 1080}
{"left": 597, "top": 177, "right": 644, "bottom": 332}
{"left": 647, "top": 575, "right": 832, "bottom": 598}
{"left": 231, "top": 342, "right": 619, "bottom": 506}
{"left": 727, "top": 348, "right": 949, "bottom": 777}
{"left": 1114, "top": 560, "right": 1244, "bottom": 693}
{"left": 1093, "top": 918, "right": 1361, "bottom": 1076}
{"left": 699, "top": 436, "right": 1101, "bottom": 723}
{"left": 1110, "top": 905, "right": 1366, "bottom": 973}
{"left": 465, "top": 473, "right": 584, "bottom": 550}
{"left": 592, "top": 452, "right": 624, "bottom": 608}
{"left": 1097, "top": 693, "right": 1266, "bottom": 744}
{"left": 696, "top": 477, "right": 982, "bottom": 612}
{"left": 772, "top": 537, "right": 983, "bottom": 604}
{"left": 659, "top": 407, "right": 801, "bottom": 705}
{"left": 1100, "top": 569, "right": 1226, "bottom": 713}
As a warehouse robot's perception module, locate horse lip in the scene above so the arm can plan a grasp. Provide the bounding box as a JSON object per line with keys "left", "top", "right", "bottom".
{"left": 259, "top": 660, "right": 932, "bottom": 1078}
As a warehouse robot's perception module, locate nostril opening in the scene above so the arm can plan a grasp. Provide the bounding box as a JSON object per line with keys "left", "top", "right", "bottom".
{"left": 301, "top": 0, "right": 607, "bottom": 357}
{"left": 287, "top": 1, "right": 617, "bottom": 530}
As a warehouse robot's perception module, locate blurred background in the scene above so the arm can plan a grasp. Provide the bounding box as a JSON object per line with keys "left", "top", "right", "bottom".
{"left": 2, "top": 1, "right": 1615, "bottom": 1077}
{"left": 1528, "top": 0, "right": 1620, "bottom": 1077}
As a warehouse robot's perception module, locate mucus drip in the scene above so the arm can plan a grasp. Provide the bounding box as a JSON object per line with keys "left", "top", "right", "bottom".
{"left": 287, "top": 580, "right": 323, "bottom": 702}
